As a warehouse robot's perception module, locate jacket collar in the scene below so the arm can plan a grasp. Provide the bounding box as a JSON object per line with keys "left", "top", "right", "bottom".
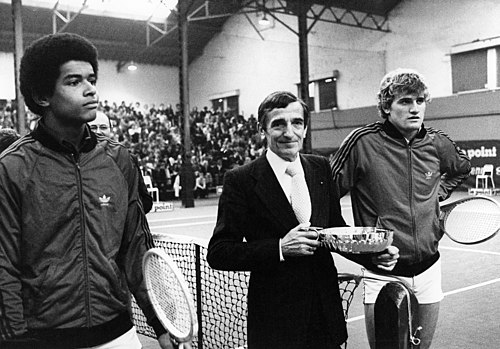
{"left": 31, "top": 119, "right": 97, "bottom": 154}
{"left": 382, "top": 120, "right": 427, "bottom": 141}
{"left": 251, "top": 153, "right": 297, "bottom": 231}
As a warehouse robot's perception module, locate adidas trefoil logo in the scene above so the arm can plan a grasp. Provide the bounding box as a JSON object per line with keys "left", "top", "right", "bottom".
{"left": 99, "top": 194, "right": 111, "bottom": 207}
{"left": 424, "top": 171, "right": 433, "bottom": 180}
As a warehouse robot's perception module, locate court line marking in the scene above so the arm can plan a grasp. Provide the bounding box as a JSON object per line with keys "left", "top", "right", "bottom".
{"left": 443, "top": 278, "right": 500, "bottom": 296}
{"left": 440, "top": 245, "right": 500, "bottom": 256}
{"left": 148, "top": 215, "right": 215, "bottom": 223}
{"left": 149, "top": 220, "right": 216, "bottom": 229}
{"left": 347, "top": 277, "right": 500, "bottom": 323}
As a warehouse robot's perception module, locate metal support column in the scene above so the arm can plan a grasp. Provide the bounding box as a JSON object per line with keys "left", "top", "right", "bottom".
{"left": 178, "top": 0, "right": 195, "bottom": 208}
{"left": 297, "top": 2, "right": 311, "bottom": 153}
{"left": 12, "top": 0, "right": 26, "bottom": 135}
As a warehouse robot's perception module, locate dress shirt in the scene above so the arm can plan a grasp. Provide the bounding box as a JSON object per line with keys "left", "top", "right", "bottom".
{"left": 266, "top": 149, "right": 304, "bottom": 203}
{"left": 266, "top": 149, "right": 307, "bottom": 261}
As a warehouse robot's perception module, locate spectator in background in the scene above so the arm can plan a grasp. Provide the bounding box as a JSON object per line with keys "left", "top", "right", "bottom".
{"left": 193, "top": 171, "right": 207, "bottom": 199}
{"left": 210, "top": 158, "right": 226, "bottom": 187}
{"left": 89, "top": 110, "right": 154, "bottom": 214}
{"left": 0, "top": 128, "right": 20, "bottom": 154}
{"left": 88, "top": 109, "right": 112, "bottom": 137}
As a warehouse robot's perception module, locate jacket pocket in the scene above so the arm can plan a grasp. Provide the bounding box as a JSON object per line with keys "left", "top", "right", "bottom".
{"left": 23, "top": 263, "right": 58, "bottom": 318}
{"left": 106, "top": 259, "right": 129, "bottom": 303}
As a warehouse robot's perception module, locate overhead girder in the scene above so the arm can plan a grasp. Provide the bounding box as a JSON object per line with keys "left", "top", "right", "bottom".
{"left": 240, "top": 0, "right": 390, "bottom": 34}
{"left": 52, "top": 0, "right": 89, "bottom": 33}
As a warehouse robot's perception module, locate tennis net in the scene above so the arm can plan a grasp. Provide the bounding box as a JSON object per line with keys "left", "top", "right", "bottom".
{"left": 132, "top": 233, "right": 360, "bottom": 349}
{"left": 132, "top": 234, "right": 248, "bottom": 349}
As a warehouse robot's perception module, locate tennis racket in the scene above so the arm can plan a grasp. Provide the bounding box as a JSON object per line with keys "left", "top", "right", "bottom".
{"left": 440, "top": 196, "right": 500, "bottom": 244}
{"left": 143, "top": 248, "right": 198, "bottom": 348}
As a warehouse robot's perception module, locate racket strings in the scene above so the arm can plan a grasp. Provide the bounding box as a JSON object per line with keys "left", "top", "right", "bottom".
{"left": 149, "top": 255, "right": 194, "bottom": 339}
{"left": 445, "top": 200, "right": 500, "bottom": 243}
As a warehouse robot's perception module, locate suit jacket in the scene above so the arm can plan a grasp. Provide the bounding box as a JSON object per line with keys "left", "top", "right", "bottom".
{"left": 207, "top": 153, "right": 348, "bottom": 349}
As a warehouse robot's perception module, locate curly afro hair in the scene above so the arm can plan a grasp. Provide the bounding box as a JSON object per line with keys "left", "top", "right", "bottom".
{"left": 20, "top": 32, "right": 98, "bottom": 116}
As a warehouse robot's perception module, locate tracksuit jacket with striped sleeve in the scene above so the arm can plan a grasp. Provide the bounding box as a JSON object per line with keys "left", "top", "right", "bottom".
{"left": 0, "top": 121, "right": 164, "bottom": 347}
{"left": 331, "top": 121, "right": 471, "bottom": 276}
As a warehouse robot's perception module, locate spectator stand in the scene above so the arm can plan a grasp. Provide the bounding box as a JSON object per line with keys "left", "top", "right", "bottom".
{"left": 96, "top": 100, "right": 265, "bottom": 203}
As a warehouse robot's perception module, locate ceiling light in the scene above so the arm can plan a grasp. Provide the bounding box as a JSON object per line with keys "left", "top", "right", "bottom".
{"left": 259, "top": 14, "right": 270, "bottom": 26}
{"left": 127, "top": 62, "right": 137, "bottom": 71}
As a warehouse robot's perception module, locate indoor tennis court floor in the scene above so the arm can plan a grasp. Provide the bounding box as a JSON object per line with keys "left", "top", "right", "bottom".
{"left": 140, "top": 191, "right": 500, "bottom": 349}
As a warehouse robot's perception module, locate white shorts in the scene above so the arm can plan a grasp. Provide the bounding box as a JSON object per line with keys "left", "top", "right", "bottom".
{"left": 88, "top": 326, "right": 142, "bottom": 349}
{"left": 362, "top": 258, "right": 444, "bottom": 304}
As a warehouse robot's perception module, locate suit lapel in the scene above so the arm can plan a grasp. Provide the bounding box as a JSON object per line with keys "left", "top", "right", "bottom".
{"left": 252, "top": 156, "right": 297, "bottom": 231}
{"left": 301, "top": 155, "right": 323, "bottom": 225}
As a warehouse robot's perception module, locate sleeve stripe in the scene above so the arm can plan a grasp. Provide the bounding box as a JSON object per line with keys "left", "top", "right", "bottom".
{"left": 425, "top": 126, "right": 471, "bottom": 161}
{"left": 330, "top": 122, "right": 383, "bottom": 180}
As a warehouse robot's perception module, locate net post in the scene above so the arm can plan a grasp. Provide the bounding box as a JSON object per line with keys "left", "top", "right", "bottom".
{"left": 195, "top": 243, "right": 203, "bottom": 349}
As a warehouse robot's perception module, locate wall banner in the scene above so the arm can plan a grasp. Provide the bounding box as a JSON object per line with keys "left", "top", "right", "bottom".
{"left": 456, "top": 140, "right": 499, "bottom": 189}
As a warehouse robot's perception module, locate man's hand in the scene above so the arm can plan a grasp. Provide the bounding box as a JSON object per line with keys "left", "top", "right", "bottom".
{"left": 372, "top": 245, "right": 399, "bottom": 271}
{"left": 281, "top": 223, "right": 320, "bottom": 257}
{"left": 157, "top": 333, "right": 193, "bottom": 349}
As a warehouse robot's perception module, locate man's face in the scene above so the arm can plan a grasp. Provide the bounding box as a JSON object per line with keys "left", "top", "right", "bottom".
{"left": 89, "top": 111, "right": 112, "bottom": 137}
{"left": 44, "top": 60, "right": 98, "bottom": 127}
{"left": 385, "top": 92, "right": 426, "bottom": 140}
{"left": 262, "top": 101, "right": 307, "bottom": 162}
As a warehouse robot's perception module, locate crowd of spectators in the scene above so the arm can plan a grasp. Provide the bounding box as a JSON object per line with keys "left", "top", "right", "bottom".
{"left": 0, "top": 101, "right": 39, "bottom": 133}
{"left": 1, "top": 99, "right": 267, "bottom": 200}
{"left": 99, "top": 100, "right": 266, "bottom": 200}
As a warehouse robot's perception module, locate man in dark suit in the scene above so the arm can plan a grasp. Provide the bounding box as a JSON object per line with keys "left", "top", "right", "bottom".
{"left": 208, "top": 91, "right": 398, "bottom": 348}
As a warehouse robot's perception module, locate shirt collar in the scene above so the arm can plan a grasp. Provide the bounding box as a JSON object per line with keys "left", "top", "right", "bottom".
{"left": 32, "top": 119, "right": 97, "bottom": 154}
{"left": 266, "top": 149, "right": 303, "bottom": 176}
{"left": 383, "top": 120, "right": 427, "bottom": 141}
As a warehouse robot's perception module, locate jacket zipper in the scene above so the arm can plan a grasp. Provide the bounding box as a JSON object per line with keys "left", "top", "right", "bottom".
{"left": 73, "top": 153, "right": 92, "bottom": 326}
{"left": 407, "top": 143, "right": 420, "bottom": 261}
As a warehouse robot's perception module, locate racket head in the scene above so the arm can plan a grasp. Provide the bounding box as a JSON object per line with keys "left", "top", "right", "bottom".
{"left": 143, "top": 248, "right": 198, "bottom": 343}
{"left": 440, "top": 196, "right": 500, "bottom": 244}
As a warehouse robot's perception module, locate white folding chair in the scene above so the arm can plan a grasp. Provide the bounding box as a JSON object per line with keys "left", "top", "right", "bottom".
{"left": 143, "top": 175, "right": 160, "bottom": 203}
{"left": 476, "top": 164, "right": 495, "bottom": 189}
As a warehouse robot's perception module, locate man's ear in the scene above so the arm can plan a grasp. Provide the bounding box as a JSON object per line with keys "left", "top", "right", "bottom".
{"left": 32, "top": 91, "right": 50, "bottom": 108}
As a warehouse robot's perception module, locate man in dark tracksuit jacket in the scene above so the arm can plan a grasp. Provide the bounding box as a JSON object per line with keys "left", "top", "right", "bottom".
{"left": 331, "top": 68, "right": 471, "bottom": 349}
{"left": 0, "top": 33, "right": 176, "bottom": 349}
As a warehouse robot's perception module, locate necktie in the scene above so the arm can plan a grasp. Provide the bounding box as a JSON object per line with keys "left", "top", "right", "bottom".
{"left": 286, "top": 161, "right": 312, "bottom": 224}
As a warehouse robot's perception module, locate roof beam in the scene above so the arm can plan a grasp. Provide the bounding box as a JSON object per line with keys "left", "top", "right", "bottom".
{"left": 52, "top": 0, "right": 89, "bottom": 33}
{"left": 240, "top": 0, "right": 390, "bottom": 33}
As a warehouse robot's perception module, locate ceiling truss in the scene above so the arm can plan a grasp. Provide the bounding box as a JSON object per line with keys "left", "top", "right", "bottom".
{"left": 240, "top": 0, "right": 390, "bottom": 35}
{"left": 1, "top": 1, "right": 399, "bottom": 69}
{"left": 51, "top": 0, "right": 390, "bottom": 68}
